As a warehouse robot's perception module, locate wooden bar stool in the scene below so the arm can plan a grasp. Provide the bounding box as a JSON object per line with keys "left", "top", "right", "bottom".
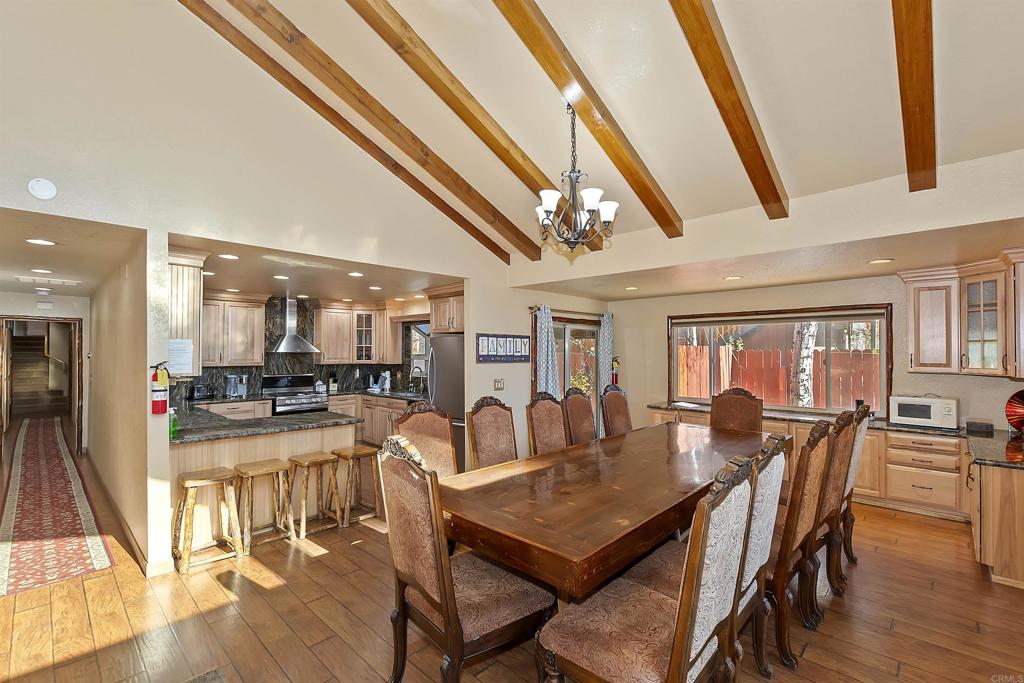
{"left": 288, "top": 451, "right": 343, "bottom": 539}
{"left": 233, "top": 458, "right": 296, "bottom": 555}
{"left": 172, "top": 466, "right": 243, "bottom": 574}
{"left": 332, "top": 444, "right": 383, "bottom": 527}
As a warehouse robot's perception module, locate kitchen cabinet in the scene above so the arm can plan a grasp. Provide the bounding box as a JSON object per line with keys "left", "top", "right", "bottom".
{"left": 906, "top": 277, "right": 960, "bottom": 374}
{"left": 884, "top": 432, "right": 962, "bottom": 512}
{"left": 168, "top": 249, "right": 206, "bottom": 377}
{"left": 852, "top": 431, "right": 884, "bottom": 498}
{"left": 353, "top": 310, "right": 375, "bottom": 363}
{"left": 1005, "top": 248, "right": 1024, "bottom": 378}
{"left": 201, "top": 293, "right": 266, "bottom": 367}
{"left": 960, "top": 271, "right": 1008, "bottom": 375}
{"left": 373, "top": 308, "right": 402, "bottom": 364}
{"left": 204, "top": 400, "right": 272, "bottom": 420}
{"left": 426, "top": 283, "right": 465, "bottom": 334}
{"left": 314, "top": 307, "right": 353, "bottom": 364}
{"left": 361, "top": 396, "right": 409, "bottom": 445}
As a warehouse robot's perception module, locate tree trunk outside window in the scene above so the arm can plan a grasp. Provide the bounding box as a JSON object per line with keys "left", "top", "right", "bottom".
{"left": 789, "top": 322, "right": 818, "bottom": 407}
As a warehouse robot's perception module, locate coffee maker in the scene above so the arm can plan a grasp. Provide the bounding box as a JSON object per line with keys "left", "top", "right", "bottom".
{"left": 225, "top": 375, "right": 248, "bottom": 399}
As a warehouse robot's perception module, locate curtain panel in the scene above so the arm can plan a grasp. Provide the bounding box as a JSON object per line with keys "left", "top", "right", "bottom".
{"left": 597, "top": 312, "right": 614, "bottom": 436}
{"left": 535, "top": 305, "right": 561, "bottom": 397}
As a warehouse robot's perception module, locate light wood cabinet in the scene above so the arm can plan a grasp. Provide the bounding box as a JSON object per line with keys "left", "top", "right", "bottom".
{"left": 373, "top": 308, "right": 402, "bottom": 364}
{"left": 314, "top": 307, "right": 353, "bottom": 364}
{"left": 204, "top": 400, "right": 271, "bottom": 420}
{"left": 852, "top": 431, "right": 884, "bottom": 498}
{"left": 168, "top": 250, "right": 206, "bottom": 377}
{"left": 1012, "top": 253, "right": 1024, "bottom": 378}
{"left": 960, "top": 271, "right": 1008, "bottom": 375}
{"left": 426, "top": 284, "right": 465, "bottom": 334}
{"left": 201, "top": 294, "right": 266, "bottom": 368}
{"left": 906, "top": 277, "right": 960, "bottom": 373}
{"left": 353, "top": 310, "right": 375, "bottom": 363}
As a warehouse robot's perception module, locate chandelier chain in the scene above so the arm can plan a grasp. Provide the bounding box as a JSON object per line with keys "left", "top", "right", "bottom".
{"left": 567, "top": 103, "right": 577, "bottom": 173}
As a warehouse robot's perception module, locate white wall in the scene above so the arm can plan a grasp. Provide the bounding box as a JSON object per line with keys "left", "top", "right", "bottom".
{"left": 0, "top": 291, "right": 91, "bottom": 445}
{"left": 610, "top": 275, "right": 1023, "bottom": 428}
{"left": 47, "top": 321, "right": 70, "bottom": 394}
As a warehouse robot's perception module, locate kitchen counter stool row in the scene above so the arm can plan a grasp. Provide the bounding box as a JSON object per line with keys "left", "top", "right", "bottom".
{"left": 171, "top": 443, "right": 380, "bottom": 573}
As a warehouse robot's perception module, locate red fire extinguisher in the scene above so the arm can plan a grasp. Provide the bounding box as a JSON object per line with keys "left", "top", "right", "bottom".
{"left": 611, "top": 356, "right": 620, "bottom": 386}
{"left": 151, "top": 363, "right": 169, "bottom": 415}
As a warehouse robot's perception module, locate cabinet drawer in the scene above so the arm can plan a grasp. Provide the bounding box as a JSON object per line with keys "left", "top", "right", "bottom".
{"left": 329, "top": 400, "right": 357, "bottom": 415}
{"left": 886, "top": 464, "right": 959, "bottom": 509}
{"left": 887, "top": 433, "right": 960, "bottom": 454}
{"left": 887, "top": 448, "right": 959, "bottom": 472}
{"left": 379, "top": 398, "right": 409, "bottom": 411}
{"left": 207, "top": 402, "right": 256, "bottom": 420}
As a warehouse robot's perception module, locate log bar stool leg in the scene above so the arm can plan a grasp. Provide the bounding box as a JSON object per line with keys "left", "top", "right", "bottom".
{"left": 342, "top": 459, "right": 355, "bottom": 528}
{"left": 176, "top": 487, "right": 198, "bottom": 574}
{"left": 222, "top": 479, "right": 244, "bottom": 557}
{"left": 234, "top": 459, "right": 296, "bottom": 553}
{"left": 332, "top": 445, "right": 384, "bottom": 527}
{"left": 288, "top": 452, "right": 342, "bottom": 539}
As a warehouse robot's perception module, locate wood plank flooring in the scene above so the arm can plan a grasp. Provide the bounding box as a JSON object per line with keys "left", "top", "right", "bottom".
{"left": 0, "top": 425, "right": 1020, "bottom": 681}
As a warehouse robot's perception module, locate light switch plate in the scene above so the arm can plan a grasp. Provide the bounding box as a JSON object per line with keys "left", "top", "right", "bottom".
{"left": 493, "top": 378, "right": 504, "bottom": 391}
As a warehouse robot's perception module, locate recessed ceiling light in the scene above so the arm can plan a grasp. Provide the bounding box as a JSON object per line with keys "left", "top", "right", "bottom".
{"left": 413, "top": 294, "right": 426, "bottom": 299}
{"left": 723, "top": 275, "right": 743, "bottom": 281}
{"left": 624, "top": 286, "right": 638, "bottom": 291}
{"left": 348, "top": 272, "right": 363, "bottom": 277}
{"left": 30, "top": 269, "right": 52, "bottom": 274}
{"left": 202, "top": 271, "right": 214, "bottom": 276}
{"left": 218, "top": 254, "right": 239, "bottom": 260}
{"left": 35, "top": 287, "right": 51, "bottom": 292}
{"left": 296, "top": 294, "right": 309, "bottom": 299}
{"left": 26, "top": 239, "right": 56, "bottom": 246}
{"left": 36, "top": 291, "right": 49, "bottom": 296}
{"left": 342, "top": 298, "right": 353, "bottom": 302}
{"left": 369, "top": 286, "right": 382, "bottom": 291}
{"left": 226, "top": 288, "right": 240, "bottom": 293}
{"left": 394, "top": 297, "right": 405, "bottom": 302}
{"left": 273, "top": 275, "right": 289, "bottom": 280}
{"left": 27, "top": 178, "right": 58, "bottom": 200}
{"left": 868, "top": 258, "right": 895, "bottom": 265}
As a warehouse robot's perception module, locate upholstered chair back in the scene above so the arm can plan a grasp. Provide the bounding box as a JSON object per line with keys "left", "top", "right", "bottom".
{"left": 843, "top": 405, "right": 872, "bottom": 497}
{"left": 396, "top": 402, "right": 457, "bottom": 478}
{"left": 527, "top": 392, "right": 568, "bottom": 456}
{"left": 563, "top": 387, "right": 597, "bottom": 445}
{"left": 668, "top": 457, "right": 755, "bottom": 682}
{"left": 467, "top": 396, "right": 517, "bottom": 469}
{"left": 600, "top": 385, "right": 633, "bottom": 437}
{"left": 739, "top": 435, "right": 789, "bottom": 592}
{"left": 709, "top": 387, "right": 764, "bottom": 432}
{"left": 790, "top": 421, "right": 833, "bottom": 547}
{"left": 378, "top": 437, "right": 454, "bottom": 627}
{"left": 817, "top": 411, "right": 858, "bottom": 522}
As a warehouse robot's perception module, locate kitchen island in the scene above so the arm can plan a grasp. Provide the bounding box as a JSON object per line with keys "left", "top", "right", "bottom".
{"left": 966, "top": 430, "right": 1024, "bottom": 589}
{"left": 170, "top": 402, "right": 364, "bottom": 551}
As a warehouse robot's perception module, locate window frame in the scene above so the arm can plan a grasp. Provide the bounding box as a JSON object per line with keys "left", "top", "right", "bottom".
{"left": 666, "top": 304, "right": 893, "bottom": 417}
{"left": 530, "top": 314, "right": 603, "bottom": 424}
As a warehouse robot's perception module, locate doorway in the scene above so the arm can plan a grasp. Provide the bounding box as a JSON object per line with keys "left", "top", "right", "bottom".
{"left": 0, "top": 315, "right": 84, "bottom": 457}
{"left": 553, "top": 321, "right": 600, "bottom": 423}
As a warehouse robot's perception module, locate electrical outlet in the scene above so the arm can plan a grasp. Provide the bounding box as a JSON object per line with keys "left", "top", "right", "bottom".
{"left": 493, "top": 378, "right": 504, "bottom": 391}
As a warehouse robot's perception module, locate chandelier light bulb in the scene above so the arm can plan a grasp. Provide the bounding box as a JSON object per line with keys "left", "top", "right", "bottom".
{"left": 580, "top": 188, "right": 604, "bottom": 211}
{"left": 598, "top": 200, "right": 619, "bottom": 223}
{"left": 539, "top": 190, "right": 561, "bottom": 213}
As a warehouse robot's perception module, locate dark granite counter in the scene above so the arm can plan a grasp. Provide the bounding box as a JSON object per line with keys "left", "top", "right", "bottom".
{"left": 331, "top": 390, "right": 428, "bottom": 402}
{"left": 967, "top": 431, "right": 1024, "bottom": 469}
{"left": 171, "top": 405, "right": 362, "bottom": 445}
{"left": 647, "top": 401, "right": 965, "bottom": 437}
{"left": 192, "top": 396, "right": 269, "bottom": 406}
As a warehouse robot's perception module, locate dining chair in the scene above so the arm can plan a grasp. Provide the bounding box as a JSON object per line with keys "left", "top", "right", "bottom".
{"left": 526, "top": 392, "right": 569, "bottom": 456}
{"left": 396, "top": 401, "right": 458, "bottom": 478}
{"left": 378, "top": 436, "right": 556, "bottom": 683}
{"left": 563, "top": 387, "right": 597, "bottom": 445}
{"left": 465, "top": 395, "right": 517, "bottom": 469}
{"left": 536, "top": 454, "right": 757, "bottom": 683}
{"left": 806, "top": 407, "right": 866, "bottom": 622}
{"left": 841, "top": 404, "right": 872, "bottom": 568}
{"left": 599, "top": 384, "right": 633, "bottom": 437}
{"left": 767, "top": 420, "right": 832, "bottom": 669}
{"left": 710, "top": 387, "right": 764, "bottom": 432}
{"left": 620, "top": 434, "right": 790, "bottom": 678}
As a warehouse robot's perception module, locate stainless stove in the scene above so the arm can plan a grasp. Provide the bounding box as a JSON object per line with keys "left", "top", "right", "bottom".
{"left": 261, "top": 374, "right": 328, "bottom": 415}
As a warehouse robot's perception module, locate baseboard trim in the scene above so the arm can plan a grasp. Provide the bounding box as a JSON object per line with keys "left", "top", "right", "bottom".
{"left": 853, "top": 495, "right": 969, "bottom": 522}
{"left": 78, "top": 451, "right": 150, "bottom": 572}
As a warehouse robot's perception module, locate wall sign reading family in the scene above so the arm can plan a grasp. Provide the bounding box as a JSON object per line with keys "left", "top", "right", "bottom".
{"left": 476, "top": 333, "right": 531, "bottom": 363}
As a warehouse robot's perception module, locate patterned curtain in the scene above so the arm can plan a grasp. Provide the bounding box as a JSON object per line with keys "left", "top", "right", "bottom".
{"left": 535, "top": 305, "right": 561, "bottom": 397}
{"left": 597, "top": 312, "right": 614, "bottom": 436}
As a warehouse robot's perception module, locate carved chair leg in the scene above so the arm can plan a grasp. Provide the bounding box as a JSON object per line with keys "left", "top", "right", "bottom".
{"left": 768, "top": 585, "right": 798, "bottom": 670}
{"left": 842, "top": 504, "right": 858, "bottom": 564}
{"left": 752, "top": 592, "right": 773, "bottom": 678}
{"left": 808, "top": 549, "right": 825, "bottom": 626}
{"left": 536, "top": 637, "right": 565, "bottom": 683}
{"left": 388, "top": 605, "right": 408, "bottom": 683}
{"left": 826, "top": 521, "right": 847, "bottom": 596}
{"left": 440, "top": 645, "right": 464, "bottom": 683}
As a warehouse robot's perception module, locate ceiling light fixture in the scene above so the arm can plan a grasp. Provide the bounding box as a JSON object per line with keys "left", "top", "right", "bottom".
{"left": 26, "top": 238, "right": 56, "bottom": 246}
{"left": 413, "top": 294, "right": 426, "bottom": 299}
{"left": 226, "top": 288, "right": 240, "bottom": 293}
{"left": 723, "top": 275, "right": 743, "bottom": 281}
{"left": 394, "top": 297, "right": 405, "bottom": 302}
{"left": 369, "top": 286, "right": 382, "bottom": 291}
{"left": 202, "top": 271, "right": 214, "bottom": 276}
{"left": 30, "top": 269, "right": 52, "bottom": 274}
{"left": 348, "top": 272, "right": 363, "bottom": 277}
{"left": 35, "top": 287, "right": 51, "bottom": 292}
{"left": 297, "top": 294, "right": 309, "bottom": 299}
{"left": 625, "top": 286, "right": 638, "bottom": 291}
{"left": 342, "top": 298, "right": 353, "bottom": 302}
{"left": 536, "top": 104, "right": 618, "bottom": 252}
{"left": 273, "top": 275, "right": 289, "bottom": 280}
{"left": 36, "top": 291, "right": 49, "bottom": 296}
{"left": 27, "top": 178, "right": 58, "bottom": 200}
{"left": 218, "top": 254, "right": 239, "bottom": 260}
{"left": 868, "top": 258, "right": 895, "bottom": 265}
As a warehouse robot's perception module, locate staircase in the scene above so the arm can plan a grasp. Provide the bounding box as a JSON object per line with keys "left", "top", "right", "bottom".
{"left": 10, "top": 336, "right": 67, "bottom": 417}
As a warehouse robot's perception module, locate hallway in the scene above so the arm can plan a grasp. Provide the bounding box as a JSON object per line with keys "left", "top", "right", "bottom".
{"left": 9, "top": 333, "right": 69, "bottom": 419}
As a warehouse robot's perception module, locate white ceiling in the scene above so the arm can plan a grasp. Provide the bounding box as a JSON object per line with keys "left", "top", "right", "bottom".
{"left": 0, "top": 208, "right": 143, "bottom": 296}
{"left": 528, "top": 219, "right": 1024, "bottom": 301}
{"left": 168, "top": 234, "right": 461, "bottom": 302}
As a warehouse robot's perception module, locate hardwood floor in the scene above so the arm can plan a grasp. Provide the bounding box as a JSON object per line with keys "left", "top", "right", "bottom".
{"left": 0, "top": 428, "right": 1020, "bottom": 682}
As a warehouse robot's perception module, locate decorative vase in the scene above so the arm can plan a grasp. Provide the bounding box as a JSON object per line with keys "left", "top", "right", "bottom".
{"left": 1007, "top": 389, "right": 1024, "bottom": 431}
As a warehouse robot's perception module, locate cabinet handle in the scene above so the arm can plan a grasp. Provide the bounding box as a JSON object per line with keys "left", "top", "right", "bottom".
{"left": 909, "top": 353, "right": 913, "bottom": 368}
{"left": 910, "top": 441, "right": 933, "bottom": 447}
{"left": 911, "top": 484, "right": 933, "bottom": 491}
{"left": 959, "top": 353, "right": 967, "bottom": 370}
{"left": 1003, "top": 354, "right": 1009, "bottom": 371}
{"left": 911, "top": 458, "right": 933, "bottom": 464}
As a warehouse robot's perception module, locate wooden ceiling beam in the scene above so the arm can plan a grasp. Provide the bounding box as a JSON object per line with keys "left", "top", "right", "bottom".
{"left": 891, "top": 0, "right": 936, "bottom": 191}
{"left": 345, "top": 0, "right": 602, "bottom": 251}
{"left": 178, "top": 0, "right": 510, "bottom": 263}
{"left": 669, "top": 0, "right": 788, "bottom": 219}
{"left": 492, "top": 0, "right": 684, "bottom": 239}
{"left": 225, "top": 0, "right": 541, "bottom": 261}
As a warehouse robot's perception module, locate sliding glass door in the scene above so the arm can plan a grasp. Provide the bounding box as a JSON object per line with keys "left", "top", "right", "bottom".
{"left": 554, "top": 323, "right": 600, "bottom": 421}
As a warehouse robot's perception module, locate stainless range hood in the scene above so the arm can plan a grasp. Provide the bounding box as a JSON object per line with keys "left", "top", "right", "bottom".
{"left": 271, "top": 297, "right": 321, "bottom": 354}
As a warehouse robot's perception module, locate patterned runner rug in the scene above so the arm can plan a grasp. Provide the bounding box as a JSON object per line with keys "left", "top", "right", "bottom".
{"left": 0, "top": 417, "right": 112, "bottom": 595}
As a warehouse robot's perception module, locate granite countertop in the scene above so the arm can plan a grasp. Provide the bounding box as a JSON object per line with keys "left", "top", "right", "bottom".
{"left": 171, "top": 405, "right": 363, "bottom": 445}
{"left": 192, "top": 395, "right": 270, "bottom": 406}
{"left": 647, "top": 401, "right": 965, "bottom": 437}
{"left": 330, "top": 390, "right": 428, "bottom": 402}
{"left": 967, "top": 430, "right": 1024, "bottom": 469}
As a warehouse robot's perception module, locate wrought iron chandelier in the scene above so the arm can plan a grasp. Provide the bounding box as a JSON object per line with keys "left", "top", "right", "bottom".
{"left": 535, "top": 104, "right": 618, "bottom": 252}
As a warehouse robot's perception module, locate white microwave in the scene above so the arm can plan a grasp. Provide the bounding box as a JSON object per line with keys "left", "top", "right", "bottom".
{"left": 888, "top": 395, "right": 959, "bottom": 431}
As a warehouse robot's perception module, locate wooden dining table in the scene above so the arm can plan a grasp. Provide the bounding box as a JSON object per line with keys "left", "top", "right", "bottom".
{"left": 441, "top": 421, "right": 788, "bottom": 600}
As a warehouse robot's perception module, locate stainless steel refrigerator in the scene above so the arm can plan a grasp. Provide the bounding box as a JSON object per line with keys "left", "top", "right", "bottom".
{"left": 428, "top": 333, "right": 466, "bottom": 472}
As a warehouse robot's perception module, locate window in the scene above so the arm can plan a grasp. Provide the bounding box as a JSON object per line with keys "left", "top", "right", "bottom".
{"left": 532, "top": 317, "right": 602, "bottom": 423}
{"left": 669, "top": 306, "right": 890, "bottom": 415}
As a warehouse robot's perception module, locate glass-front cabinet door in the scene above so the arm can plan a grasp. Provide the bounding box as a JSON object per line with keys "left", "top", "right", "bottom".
{"left": 960, "top": 272, "right": 1006, "bottom": 375}
{"left": 354, "top": 311, "right": 375, "bottom": 362}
